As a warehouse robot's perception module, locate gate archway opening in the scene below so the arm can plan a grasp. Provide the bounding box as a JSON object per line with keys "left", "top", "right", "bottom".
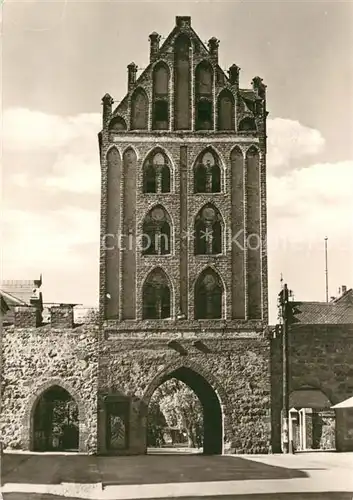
{"left": 289, "top": 388, "right": 336, "bottom": 451}
{"left": 32, "top": 385, "right": 79, "bottom": 452}
{"left": 146, "top": 366, "right": 223, "bottom": 455}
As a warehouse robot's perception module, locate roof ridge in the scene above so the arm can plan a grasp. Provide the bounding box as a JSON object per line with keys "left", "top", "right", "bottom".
{"left": 0, "top": 289, "right": 28, "bottom": 305}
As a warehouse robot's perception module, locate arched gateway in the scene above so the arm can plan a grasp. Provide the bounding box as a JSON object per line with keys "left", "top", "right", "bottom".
{"left": 22, "top": 379, "right": 87, "bottom": 452}
{"left": 143, "top": 362, "right": 224, "bottom": 455}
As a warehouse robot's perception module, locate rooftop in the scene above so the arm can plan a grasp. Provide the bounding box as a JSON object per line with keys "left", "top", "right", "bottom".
{"left": 1, "top": 278, "right": 41, "bottom": 305}
{"left": 290, "top": 288, "right": 353, "bottom": 325}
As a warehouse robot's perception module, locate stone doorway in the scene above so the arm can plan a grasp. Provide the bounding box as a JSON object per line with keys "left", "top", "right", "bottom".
{"left": 146, "top": 366, "right": 223, "bottom": 455}
{"left": 32, "top": 385, "right": 79, "bottom": 452}
{"left": 289, "top": 388, "right": 336, "bottom": 452}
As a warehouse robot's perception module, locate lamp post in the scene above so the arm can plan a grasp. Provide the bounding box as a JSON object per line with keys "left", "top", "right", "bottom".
{"left": 278, "top": 283, "right": 294, "bottom": 454}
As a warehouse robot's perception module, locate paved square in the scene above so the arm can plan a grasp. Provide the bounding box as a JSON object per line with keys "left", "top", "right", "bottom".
{"left": 1, "top": 452, "right": 352, "bottom": 499}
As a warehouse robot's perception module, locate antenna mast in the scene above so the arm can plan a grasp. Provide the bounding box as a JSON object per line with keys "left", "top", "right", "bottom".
{"left": 325, "top": 237, "right": 329, "bottom": 302}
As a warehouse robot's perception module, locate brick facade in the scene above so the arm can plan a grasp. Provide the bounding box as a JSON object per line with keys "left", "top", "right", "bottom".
{"left": 97, "top": 16, "right": 270, "bottom": 455}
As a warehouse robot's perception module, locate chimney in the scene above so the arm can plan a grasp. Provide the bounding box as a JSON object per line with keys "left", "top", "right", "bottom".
{"left": 208, "top": 37, "right": 219, "bottom": 64}
{"left": 149, "top": 32, "right": 161, "bottom": 62}
{"left": 341, "top": 285, "right": 347, "bottom": 295}
{"left": 176, "top": 16, "right": 191, "bottom": 29}
{"left": 127, "top": 62, "right": 138, "bottom": 91}
{"left": 29, "top": 279, "right": 43, "bottom": 325}
{"left": 50, "top": 304, "right": 74, "bottom": 329}
{"left": 102, "top": 93, "right": 114, "bottom": 127}
{"left": 228, "top": 64, "right": 240, "bottom": 89}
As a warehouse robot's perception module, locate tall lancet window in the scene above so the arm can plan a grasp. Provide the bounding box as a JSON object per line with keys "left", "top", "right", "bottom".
{"left": 174, "top": 34, "right": 191, "bottom": 130}
{"left": 131, "top": 88, "right": 148, "bottom": 130}
{"left": 195, "top": 61, "right": 213, "bottom": 130}
{"left": 152, "top": 62, "right": 170, "bottom": 130}
{"left": 143, "top": 151, "right": 171, "bottom": 193}
{"left": 194, "top": 268, "right": 224, "bottom": 319}
{"left": 194, "top": 204, "right": 223, "bottom": 255}
{"left": 143, "top": 268, "right": 171, "bottom": 319}
{"left": 142, "top": 205, "right": 172, "bottom": 256}
{"left": 194, "top": 150, "right": 221, "bottom": 193}
{"left": 217, "top": 89, "right": 235, "bottom": 131}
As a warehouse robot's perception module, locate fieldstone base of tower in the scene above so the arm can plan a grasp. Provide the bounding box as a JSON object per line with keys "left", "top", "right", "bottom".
{"left": 97, "top": 329, "right": 272, "bottom": 455}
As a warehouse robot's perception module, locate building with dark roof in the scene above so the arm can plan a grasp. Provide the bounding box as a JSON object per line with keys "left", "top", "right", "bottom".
{"left": 271, "top": 286, "right": 353, "bottom": 453}
{"left": 0, "top": 277, "right": 43, "bottom": 325}
{"left": 290, "top": 287, "right": 353, "bottom": 325}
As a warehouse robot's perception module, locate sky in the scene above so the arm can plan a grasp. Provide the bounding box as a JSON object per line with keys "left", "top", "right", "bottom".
{"left": 1, "top": 0, "right": 353, "bottom": 323}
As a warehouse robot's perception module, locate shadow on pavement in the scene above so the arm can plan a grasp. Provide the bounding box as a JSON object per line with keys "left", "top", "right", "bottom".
{"left": 141, "top": 495, "right": 353, "bottom": 500}
{"left": 2, "top": 453, "right": 309, "bottom": 486}
{"left": 2, "top": 492, "right": 353, "bottom": 500}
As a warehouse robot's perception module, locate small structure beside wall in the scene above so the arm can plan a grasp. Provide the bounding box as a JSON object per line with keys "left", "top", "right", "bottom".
{"left": 289, "top": 389, "right": 336, "bottom": 451}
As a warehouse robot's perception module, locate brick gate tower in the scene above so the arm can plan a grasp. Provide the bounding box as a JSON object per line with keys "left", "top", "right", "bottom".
{"left": 98, "top": 16, "right": 270, "bottom": 455}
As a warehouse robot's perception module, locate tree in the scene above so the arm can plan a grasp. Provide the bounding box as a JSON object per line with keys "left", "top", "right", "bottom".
{"left": 147, "top": 399, "right": 167, "bottom": 447}
{"left": 149, "top": 379, "right": 203, "bottom": 448}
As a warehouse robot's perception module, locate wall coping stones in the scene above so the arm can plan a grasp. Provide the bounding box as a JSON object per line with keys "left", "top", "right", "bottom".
{"left": 103, "top": 319, "right": 266, "bottom": 329}
{"left": 104, "top": 330, "right": 267, "bottom": 340}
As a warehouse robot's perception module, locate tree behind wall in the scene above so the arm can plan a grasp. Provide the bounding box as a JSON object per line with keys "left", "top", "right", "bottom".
{"left": 147, "top": 379, "right": 203, "bottom": 448}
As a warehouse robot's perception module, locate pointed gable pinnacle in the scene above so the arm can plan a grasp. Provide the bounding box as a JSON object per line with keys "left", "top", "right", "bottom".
{"left": 176, "top": 16, "right": 191, "bottom": 29}
{"left": 252, "top": 76, "right": 266, "bottom": 100}
{"left": 228, "top": 64, "right": 240, "bottom": 89}
{"left": 101, "top": 93, "right": 114, "bottom": 126}
{"left": 102, "top": 93, "right": 114, "bottom": 106}
{"left": 149, "top": 31, "right": 161, "bottom": 62}
{"left": 208, "top": 37, "right": 220, "bottom": 64}
{"left": 127, "top": 62, "right": 138, "bottom": 91}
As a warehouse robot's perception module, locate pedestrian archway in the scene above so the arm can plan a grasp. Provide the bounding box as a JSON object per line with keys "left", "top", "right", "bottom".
{"left": 32, "top": 385, "right": 79, "bottom": 452}
{"left": 289, "top": 387, "right": 336, "bottom": 451}
{"left": 145, "top": 365, "right": 223, "bottom": 455}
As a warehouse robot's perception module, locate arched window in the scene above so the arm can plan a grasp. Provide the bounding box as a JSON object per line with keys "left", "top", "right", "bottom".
{"left": 217, "top": 90, "right": 235, "bottom": 131}
{"left": 195, "top": 61, "right": 213, "bottom": 130}
{"left": 143, "top": 268, "right": 171, "bottom": 319}
{"left": 152, "top": 62, "right": 170, "bottom": 130}
{"left": 194, "top": 150, "right": 221, "bottom": 193}
{"left": 194, "top": 268, "right": 223, "bottom": 319}
{"left": 194, "top": 204, "right": 223, "bottom": 255}
{"left": 196, "top": 61, "right": 213, "bottom": 95}
{"left": 142, "top": 205, "right": 171, "bottom": 256}
{"left": 109, "top": 116, "right": 127, "bottom": 131}
{"left": 143, "top": 151, "right": 171, "bottom": 193}
{"left": 239, "top": 117, "right": 256, "bottom": 132}
{"left": 131, "top": 88, "right": 148, "bottom": 130}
